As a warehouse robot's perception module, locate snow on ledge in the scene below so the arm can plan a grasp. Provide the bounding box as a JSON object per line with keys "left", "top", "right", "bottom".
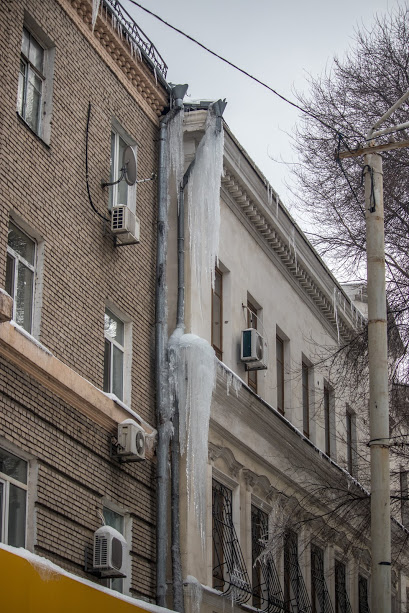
{"left": 102, "top": 393, "right": 157, "bottom": 437}
{"left": 0, "top": 543, "right": 173, "bottom": 613}
{"left": 10, "top": 321, "right": 52, "bottom": 355}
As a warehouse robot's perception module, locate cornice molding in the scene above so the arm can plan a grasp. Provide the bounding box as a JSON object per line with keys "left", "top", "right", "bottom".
{"left": 221, "top": 166, "right": 364, "bottom": 343}
{"left": 64, "top": 0, "right": 168, "bottom": 118}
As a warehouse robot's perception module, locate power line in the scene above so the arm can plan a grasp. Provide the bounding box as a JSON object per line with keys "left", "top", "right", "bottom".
{"left": 127, "top": 0, "right": 338, "bottom": 135}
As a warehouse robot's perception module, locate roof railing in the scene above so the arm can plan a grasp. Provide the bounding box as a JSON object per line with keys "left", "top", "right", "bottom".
{"left": 102, "top": 0, "right": 168, "bottom": 79}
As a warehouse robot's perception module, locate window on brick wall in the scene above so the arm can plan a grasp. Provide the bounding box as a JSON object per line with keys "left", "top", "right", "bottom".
{"left": 109, "top": 124, "right": 137, "bottom": 212}
{"left": 6, "top": 222, "right": 36, "bottom": 334}
{"left": 17, "top": 18, "right": 55, "bottom": 143}
{"left": 0, "top": 447, "right": 27, "bottom": 548}
{"left": 104, "top": 308, "right": 124, "bottom": 401}
{"left": 103, "top": 306, "right": 132, "bottom": 405}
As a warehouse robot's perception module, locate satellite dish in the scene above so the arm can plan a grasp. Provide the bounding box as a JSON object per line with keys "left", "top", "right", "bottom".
{"left": 122, "top": 146, "right": 137, "bottom": 186}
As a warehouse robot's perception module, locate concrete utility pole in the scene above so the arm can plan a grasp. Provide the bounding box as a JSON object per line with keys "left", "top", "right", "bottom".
{"left": 338, "top": 90, "right": 409, "bottom": 613}
{"left": 364, "top": 151, "right": 391, "bottom": 613}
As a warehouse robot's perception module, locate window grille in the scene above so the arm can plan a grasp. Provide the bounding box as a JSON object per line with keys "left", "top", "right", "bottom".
{"left": 311, "top": 545, "right": 334, "bottom": 613}
{"left": 358, "top": 575, "right": 370, "bottom": 613}
{"left": 251, "top": 505, "right": 289, "bottom": 612}
{"left": 212, "top": 480, "right": 251, "bottom": 604}
{"left": 284, "top": 530, "right": 312, "bottom": 612}
{"left": 334, "top": 561, "right": 352, "bottom": 613}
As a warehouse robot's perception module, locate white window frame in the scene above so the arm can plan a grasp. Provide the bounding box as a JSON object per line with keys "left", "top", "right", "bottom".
{"left": 109, "top": 121, "right": 137, "bottom": 214}
{"left": 6, "top": 221, "right": 36, "bottom": 335}
{"left": 17, "top": 15, "right": 55, "bottom": 144}
{"left": 102, "top": 501, "right": 132, "bottom": 596}
{"left": 0, "top": 448, "right": 28, "bottom": 548}
{"left": 103, "top": 304, "right": 132, "bottom": 406}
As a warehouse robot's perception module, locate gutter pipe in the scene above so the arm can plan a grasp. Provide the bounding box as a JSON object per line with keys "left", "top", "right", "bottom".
{"left": 156, "top": 84, "right": 187, "bottom": 609}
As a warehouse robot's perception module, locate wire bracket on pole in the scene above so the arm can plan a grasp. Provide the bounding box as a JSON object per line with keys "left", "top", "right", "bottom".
{"left": 362, "top": 164, "right": 376, "bottom": 212}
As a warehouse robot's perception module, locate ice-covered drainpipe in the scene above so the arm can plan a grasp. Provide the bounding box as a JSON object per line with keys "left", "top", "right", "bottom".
{"left": 169, "top": 100, "right": 227, "bottom": 612}
{"left": 156, "top": 84, "right": 188, "bottom": 609}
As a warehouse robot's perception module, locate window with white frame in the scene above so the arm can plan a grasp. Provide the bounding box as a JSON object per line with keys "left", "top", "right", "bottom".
{"left": 6, "top": 222, "right": 36, "bottom": 334}
{"left": 103, "top": 308, "right": 125, "bottom": 401}
{"left": 17, "top": 20, "right": 55, "bottom": 142}
{"left": 109, "top": 126, "right": 137, "bottom": 212}
{"left": 0, "top": 447, "right": 28, "bottom": 548}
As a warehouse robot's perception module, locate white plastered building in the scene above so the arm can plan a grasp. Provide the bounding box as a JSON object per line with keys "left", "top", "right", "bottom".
{"left": 165, "top": 107, "right": 409, "bottom": 613}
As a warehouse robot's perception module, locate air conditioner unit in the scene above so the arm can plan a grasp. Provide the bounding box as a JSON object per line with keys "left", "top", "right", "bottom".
{"left": 93, "top": 526, "right": 127, "bottom": 577}
{"left": 117, "top": 419, "right": 146, "bottom": 460}
{"left": 240, "top": 328, "right": 267, "bottom": 370}
{"left": 111, "top": 205, "right": 140, "bottom": 244}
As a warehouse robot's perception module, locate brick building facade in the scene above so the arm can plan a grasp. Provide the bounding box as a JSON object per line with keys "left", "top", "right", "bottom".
{"left": 0, "top": 0, "right": 168, "bottom": 601}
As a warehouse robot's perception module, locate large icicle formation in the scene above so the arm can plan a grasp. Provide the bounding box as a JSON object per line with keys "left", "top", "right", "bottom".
{"left": 187, "top": 109, "right": 224, "bottom": 290}
{"left": 167, "top": 109, "right": 185, "bottom": 205}
{"left": 177, "top": 334, "right": 216, "bottom": 549}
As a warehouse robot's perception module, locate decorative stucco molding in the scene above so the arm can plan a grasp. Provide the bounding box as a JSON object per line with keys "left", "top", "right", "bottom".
{"left": 68, "top": 0, "right": 168, "bottom": 116}
{"left": 208, "top": 442, "right": 243, "bottom": 478}
{"left": 242, "top": 468, "right": 274, "bottom": 500}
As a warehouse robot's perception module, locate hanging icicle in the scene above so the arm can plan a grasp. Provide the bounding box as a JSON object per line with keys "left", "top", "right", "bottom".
{"left": 167, "top": 109, "right": 184, "bottom": 208}
{"left": 267, "top": 183, "right": 273, "bottom": 208}
{"left": 91, "top": 0, "right": 101, "bottom": 31}
{"left": 187, "top": 109, "right": 224, "bottom": 290}
{"left": 177, "top": 334, "right": 216, "bottom": 551}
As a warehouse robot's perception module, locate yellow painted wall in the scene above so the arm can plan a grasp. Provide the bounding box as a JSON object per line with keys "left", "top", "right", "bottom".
{"left": 0, "top": 546, "right": 159, "bottom": 613}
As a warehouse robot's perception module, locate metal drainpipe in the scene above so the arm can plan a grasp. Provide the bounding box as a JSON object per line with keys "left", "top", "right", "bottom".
{"left": 169, "top": 173, "right": 188, "bottom": 613}
{"left": 156, "top": 100, "right": 184, "bottom": 608}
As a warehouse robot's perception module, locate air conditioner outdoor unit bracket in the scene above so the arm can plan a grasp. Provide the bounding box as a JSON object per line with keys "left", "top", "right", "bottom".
{"left": 84, "top": 545, "right": 126, "bottom": 578}
{"left": 110, "top": 435, "right": 144, "bottom": 463}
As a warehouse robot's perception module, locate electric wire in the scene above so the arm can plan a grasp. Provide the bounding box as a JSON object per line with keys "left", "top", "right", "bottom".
{"left": 86, "top": 102, "right": 110, "bottom": 223}
{"left": 127, "top": 0, "right": 378, "bottom": 215}
{"left": 127, "top": 0, "right": 340, "bottom": 136}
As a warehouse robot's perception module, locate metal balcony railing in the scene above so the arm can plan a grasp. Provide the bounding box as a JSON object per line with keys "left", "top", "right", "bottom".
{"left": 101, "top": 0, "right": 168, "bottom": 78}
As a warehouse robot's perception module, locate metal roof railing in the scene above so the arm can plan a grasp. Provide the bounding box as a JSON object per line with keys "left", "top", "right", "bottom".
{"left": 102, "top": 0, "right": 168, "bottom": 79}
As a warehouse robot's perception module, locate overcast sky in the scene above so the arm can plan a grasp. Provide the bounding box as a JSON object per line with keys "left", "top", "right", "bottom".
{"left": 126, "top": 0, "right": 400, "bottom": 228}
